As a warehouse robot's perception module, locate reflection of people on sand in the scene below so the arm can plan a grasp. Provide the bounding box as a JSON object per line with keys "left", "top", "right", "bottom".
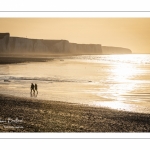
{"left": 30, "top": 91, "right": 38, "bottom": 97}
{"left": 34, "top": 92, "right": 38, "bottom": 97}
{"left": 30, "top": 92, "right": 34, "bottom": 97}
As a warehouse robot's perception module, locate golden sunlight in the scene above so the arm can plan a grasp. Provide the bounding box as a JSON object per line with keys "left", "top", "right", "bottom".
{"left": 112, "top": 63, "right": 135, "bottom": 82}
{"left": 110, "top": 62, "right": 137, "bottom": 98}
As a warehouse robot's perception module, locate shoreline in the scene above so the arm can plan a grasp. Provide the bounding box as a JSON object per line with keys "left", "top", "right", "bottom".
{"left": 0, "top": 94, "right": 150, "bottom": 132}
{"left": 0, "top": 56, "right": 54, "bottom": 64}
{"left": 0, "top": 54, "right": 135, "bottom": 64}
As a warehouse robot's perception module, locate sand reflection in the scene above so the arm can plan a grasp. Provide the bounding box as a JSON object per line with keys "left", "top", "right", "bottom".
{"left": 109, "top": 62, "right": 137, "bottom": 97}
{"left": 93, "top": 101, "right": 132, "bottom": 111}
{"left": 94, "top": 56, "right": 139, "bottom": 111}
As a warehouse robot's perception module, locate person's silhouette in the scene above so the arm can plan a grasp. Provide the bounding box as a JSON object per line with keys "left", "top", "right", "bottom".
{"left": 35, "top": 83, "right": 38, "bottom": 94}
{"left": 30, "top": 83, "right": 35, "bottom": 94}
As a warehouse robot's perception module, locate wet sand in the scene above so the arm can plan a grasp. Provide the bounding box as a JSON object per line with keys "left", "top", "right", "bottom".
{"left": 0, "top": 94, "right": 150, "bottom": 132}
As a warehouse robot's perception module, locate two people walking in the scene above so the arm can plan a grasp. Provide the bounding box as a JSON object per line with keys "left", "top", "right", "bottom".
{"left": 30, "top": 83, "right": 38, "bottom": 97}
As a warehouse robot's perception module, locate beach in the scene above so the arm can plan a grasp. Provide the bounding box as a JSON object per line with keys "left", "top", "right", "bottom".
{"left": 0, "top": 94, "right": 150, "bottom": 132}
{"left": 0, "top": 55, "right": 150, "bottom": 132}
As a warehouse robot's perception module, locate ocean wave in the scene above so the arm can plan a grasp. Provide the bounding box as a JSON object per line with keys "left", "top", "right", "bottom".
{"left": 0, "top": 76, "right": 88, "bottom": 83}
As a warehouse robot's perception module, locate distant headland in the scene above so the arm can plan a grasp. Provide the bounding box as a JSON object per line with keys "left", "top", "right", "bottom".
{"left": 0, "top": 33, "right": 132, "bottom": 55}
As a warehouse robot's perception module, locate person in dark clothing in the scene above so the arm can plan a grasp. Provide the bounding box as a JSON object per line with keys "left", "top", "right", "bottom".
{"left": 35, "top": 83, "right": 38, "bottom": 94}
{"left": 30, "top": 83, "right": 35, "bottom": 94}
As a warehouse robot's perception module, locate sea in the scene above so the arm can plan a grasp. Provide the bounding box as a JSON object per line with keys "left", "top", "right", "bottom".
{"left": 0, "top": 54, "right": 150, "bottom": 114}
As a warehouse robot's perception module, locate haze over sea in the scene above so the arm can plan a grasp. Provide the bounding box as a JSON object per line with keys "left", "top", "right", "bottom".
{"left": 0, "top": 54, "right": 150, "bottom": 114}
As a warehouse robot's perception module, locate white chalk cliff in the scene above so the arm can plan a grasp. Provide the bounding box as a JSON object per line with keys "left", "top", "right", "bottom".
{"left": 0, "top": 33, "right": 132, "bottom": 54}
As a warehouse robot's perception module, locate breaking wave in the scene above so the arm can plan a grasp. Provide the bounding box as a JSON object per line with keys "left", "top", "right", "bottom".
{"left": 0, "top": 76, "right": 88, "bottom": 83}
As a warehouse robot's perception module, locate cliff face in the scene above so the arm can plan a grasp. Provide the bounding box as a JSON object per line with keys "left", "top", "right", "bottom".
{"left": 42, "top": 40, "right": 70, "bottom": 53}
{"left": 0, "top": 33, "right": 132, "bottom": 55}
{"left": 7, "top": 37, "right": 70, "bottom": 54}
{"left": 0, "top": 33, "right": 10, "bottom": 52}
{"left": 69, "top": 43, "right": 102, "bottom": 54}
{"left": 8, "top": 37, "right": 34, "bottom": 53}
{"left": 102, "top": 46, "right": 132, "bottom": 54}
{"left": 0, "top": 34, "right": 102, "bottom": 54}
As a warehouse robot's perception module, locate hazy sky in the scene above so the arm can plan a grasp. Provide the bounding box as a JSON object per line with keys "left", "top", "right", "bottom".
{"left": 1, "top": 18, "right": 150, "bottom": 53}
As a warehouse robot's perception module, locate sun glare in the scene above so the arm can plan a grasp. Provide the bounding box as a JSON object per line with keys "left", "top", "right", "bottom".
{"left": 112, "top": 63, "right": 135, "bottom": 81}
{"left": 109, "top": 61, "right": 137, "bottom": 98}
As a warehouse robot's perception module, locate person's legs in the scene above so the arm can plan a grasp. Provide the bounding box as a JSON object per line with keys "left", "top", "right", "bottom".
{"left": 35, "top": 88, "right": 38, "bottom": 94}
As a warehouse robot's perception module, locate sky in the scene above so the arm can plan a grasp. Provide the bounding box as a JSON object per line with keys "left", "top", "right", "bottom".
{"left": 1, "top": 18, "right": 150, "bottom": 53}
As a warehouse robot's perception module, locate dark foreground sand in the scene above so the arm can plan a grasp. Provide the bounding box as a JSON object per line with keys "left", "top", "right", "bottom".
{"left": 0, "top": 94, "right": 150, "bottom": 132}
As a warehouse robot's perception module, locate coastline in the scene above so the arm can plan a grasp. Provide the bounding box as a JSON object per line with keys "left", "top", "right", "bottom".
{"left": 0, "top": 94, "right": 150, "bottom": 132}
{"left": 0, "top": 55, "right": 54, "bottom": 64}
